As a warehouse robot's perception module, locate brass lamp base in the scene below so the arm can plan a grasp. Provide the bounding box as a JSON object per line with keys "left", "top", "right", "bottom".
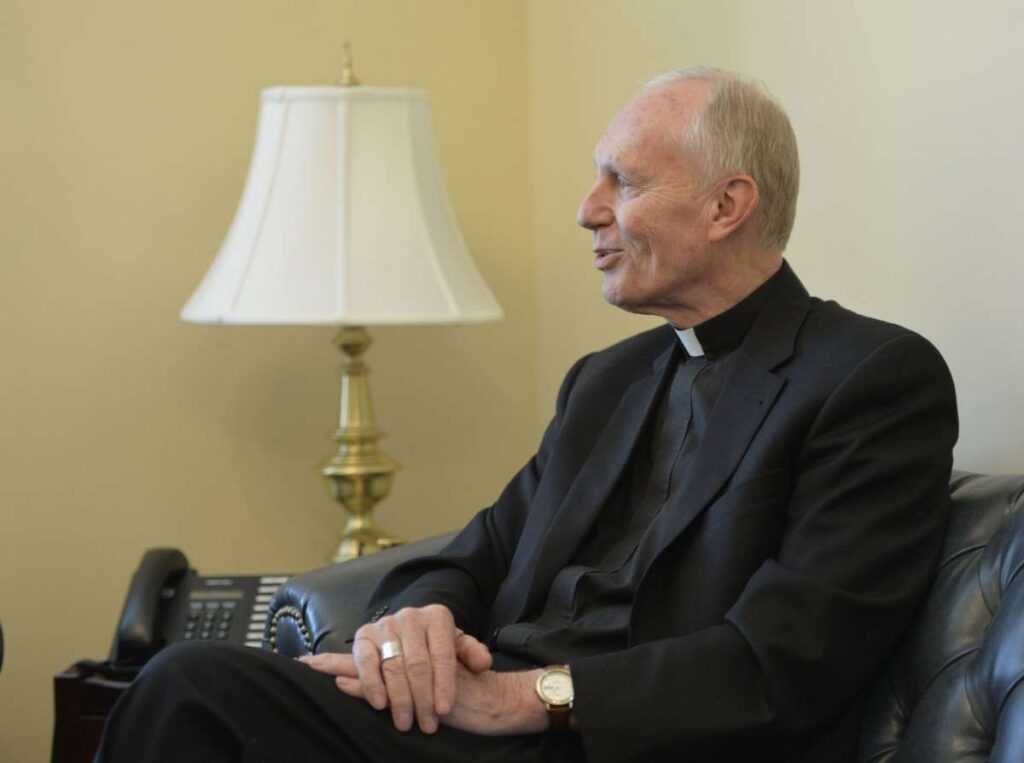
{"left": 331, "top": 524, "right": 403, "bottom": 563}
{"left": 322, "top": 326, "right": 404, "bottom": 563}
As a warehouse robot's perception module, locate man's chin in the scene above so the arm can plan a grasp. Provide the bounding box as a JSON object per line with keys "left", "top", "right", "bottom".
{"left": 601, "top": 284, "right": 626, "bottom": 309}
{"left": 602, "top": 288, "right": 665, "bottom": 321}
{"left": 602, "top": 287, "right": 644, "bottom": 315}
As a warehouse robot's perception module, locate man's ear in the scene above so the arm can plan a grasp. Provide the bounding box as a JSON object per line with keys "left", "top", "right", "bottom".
{"left": 707, "top": 174, "right": 759, "bottom": 243}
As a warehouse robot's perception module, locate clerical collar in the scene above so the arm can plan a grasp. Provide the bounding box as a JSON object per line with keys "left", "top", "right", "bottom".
{"left": 673, "top": 265, "right": 784, "bottom": 358}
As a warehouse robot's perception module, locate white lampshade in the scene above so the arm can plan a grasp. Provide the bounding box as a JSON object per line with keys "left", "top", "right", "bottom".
{"left": 181, "top": 87, "right": 503, "bottom": 325}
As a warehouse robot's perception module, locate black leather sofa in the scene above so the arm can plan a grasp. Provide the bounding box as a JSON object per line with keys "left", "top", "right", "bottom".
{"left": 267, "top": 471, "right": 1024, "bottom": 761}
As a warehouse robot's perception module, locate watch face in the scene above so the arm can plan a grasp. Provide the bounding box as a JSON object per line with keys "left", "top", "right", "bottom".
{"left": 538, "top": 668, "right": 573, "bottom": 705}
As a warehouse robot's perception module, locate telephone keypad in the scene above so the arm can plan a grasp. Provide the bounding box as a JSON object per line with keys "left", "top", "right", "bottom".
{"left": 192, "top": 603, "right": 225, "bottom": 641}
{"left": 179, "top": 576, "right": 288, "bottom": 647}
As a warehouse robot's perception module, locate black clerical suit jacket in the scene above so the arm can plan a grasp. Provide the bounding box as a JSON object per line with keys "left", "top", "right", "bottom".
{"left": 368, "top": 262, "right": 958, "bottom": 762}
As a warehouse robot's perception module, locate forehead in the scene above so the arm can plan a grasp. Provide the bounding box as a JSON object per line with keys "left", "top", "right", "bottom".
{"left": 594, "top": 81, "right": 710, "bottom": 171}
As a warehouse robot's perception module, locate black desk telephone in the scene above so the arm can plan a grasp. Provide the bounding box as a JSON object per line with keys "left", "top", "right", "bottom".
{"left": 110, "top": 548, "right": 291, "bottom": 666}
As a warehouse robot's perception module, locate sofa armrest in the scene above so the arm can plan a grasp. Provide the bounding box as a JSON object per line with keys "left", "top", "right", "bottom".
{"left": 264, "top": 532, "right": 457, "bottom": 657}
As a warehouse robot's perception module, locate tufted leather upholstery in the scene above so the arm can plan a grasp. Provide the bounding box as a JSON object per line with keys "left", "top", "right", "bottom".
{"left": 268, "top": 472, "right": 1024, "bottom": 761}
{"left": 267, "top": 532, "right": 454, "bottom": 656}
{"left": 858, "top": 471, "right": 1024, "bottom": 761}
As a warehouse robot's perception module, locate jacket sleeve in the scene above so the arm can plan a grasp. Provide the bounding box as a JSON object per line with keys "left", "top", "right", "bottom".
{"left": 364, "top": 354, "right": 591, "bottom": 639}
{"left": 570, "top": 333, "right": 958, "bottom": 761}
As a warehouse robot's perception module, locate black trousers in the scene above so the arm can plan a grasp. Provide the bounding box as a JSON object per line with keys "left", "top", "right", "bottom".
{"left": 95, "top": 642, "right": 586, "bottom": 762}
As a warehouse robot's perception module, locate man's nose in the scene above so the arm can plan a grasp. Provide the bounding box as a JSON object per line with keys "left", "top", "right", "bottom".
{"left": 577, "top": 180, "right": 613, "bottom": 230}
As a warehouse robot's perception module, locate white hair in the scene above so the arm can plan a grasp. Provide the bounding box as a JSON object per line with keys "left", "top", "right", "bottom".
{"left": 645, "top": 67, "right": 800, "bottom": 251}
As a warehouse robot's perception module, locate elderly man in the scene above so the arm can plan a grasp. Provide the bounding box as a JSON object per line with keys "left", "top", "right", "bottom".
{"left": 98, "top": 67, "right": 957, "bottom": 762}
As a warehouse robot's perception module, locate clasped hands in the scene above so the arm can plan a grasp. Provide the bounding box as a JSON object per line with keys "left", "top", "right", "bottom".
{"left": 299, "top": 604, "right": 547, "bottom": 736}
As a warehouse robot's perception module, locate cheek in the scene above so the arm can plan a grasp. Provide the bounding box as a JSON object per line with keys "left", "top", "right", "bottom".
{"left": 616, "top": 202, "right": 645, "bottom": 241}
{"left": 618, "top": 221, "right": 651, "bottom": 260}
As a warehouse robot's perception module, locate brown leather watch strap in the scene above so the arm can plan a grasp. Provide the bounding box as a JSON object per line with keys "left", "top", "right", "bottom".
{"left": 548, "top": 704, "right": 573, "bottom": 732}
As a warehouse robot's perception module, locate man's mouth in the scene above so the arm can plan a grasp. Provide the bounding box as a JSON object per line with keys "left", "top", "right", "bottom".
{"left": 594, "top": 248, "right": 622, "bottom": 271}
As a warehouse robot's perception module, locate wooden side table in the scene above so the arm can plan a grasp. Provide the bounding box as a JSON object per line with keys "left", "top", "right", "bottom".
{"left": 52, "top": 663, "right": 132, "bottom": 763}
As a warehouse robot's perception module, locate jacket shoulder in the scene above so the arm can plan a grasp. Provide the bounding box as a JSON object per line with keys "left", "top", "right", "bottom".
{"left": 589, "top": 324, "right": 675, "bottom": 364}
{"left": 557, "top": 321, "right": 675, "bottom": 401}
{"left": 797, "top": 298, "right": 944, "bottom": 368}
{"left": 785, "top": 300, "right": 955, "bottom": 428}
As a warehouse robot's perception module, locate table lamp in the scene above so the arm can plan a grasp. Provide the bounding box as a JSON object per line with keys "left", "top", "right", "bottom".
{"left": 181, "top": 58, "right": 503, "bottom": 562}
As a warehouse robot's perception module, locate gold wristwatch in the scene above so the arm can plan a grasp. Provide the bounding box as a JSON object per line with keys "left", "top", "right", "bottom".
{"left": 535, "top": 665, "right": 575, "bottom": 731}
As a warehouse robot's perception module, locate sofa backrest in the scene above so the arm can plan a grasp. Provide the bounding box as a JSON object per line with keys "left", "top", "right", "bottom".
{"left": 859, "top": 471, "right": 1024, "bottom": 762}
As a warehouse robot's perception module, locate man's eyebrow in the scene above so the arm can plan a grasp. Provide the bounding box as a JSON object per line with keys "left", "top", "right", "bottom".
{"left": 593, "top": 154, "right": 624, "bottom": 175}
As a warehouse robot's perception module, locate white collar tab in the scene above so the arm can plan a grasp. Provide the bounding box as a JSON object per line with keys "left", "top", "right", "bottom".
{"left": 674, "top": 328, "right": 705, "bottom": 357}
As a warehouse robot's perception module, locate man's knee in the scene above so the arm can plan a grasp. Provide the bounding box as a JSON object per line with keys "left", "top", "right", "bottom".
{"left": 99, "top": 643, "right": 251, "bottom": 762}
{"left": 134, "top": 641, "right": 255, "bottom": 696}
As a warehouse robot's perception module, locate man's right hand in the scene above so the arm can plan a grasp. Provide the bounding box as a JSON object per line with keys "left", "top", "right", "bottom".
{"left": 348, "top": 604, "right": 492, "bottom": 734}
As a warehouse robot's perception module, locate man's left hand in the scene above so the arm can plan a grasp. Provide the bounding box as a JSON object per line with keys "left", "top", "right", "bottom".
{"left": 301, "top": 652, "right": 548, "bottom": 736}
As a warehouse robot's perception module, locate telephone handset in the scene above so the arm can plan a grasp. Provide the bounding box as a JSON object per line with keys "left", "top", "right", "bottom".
{"left": 109, "top": 548, "right": 290, "bottom": 666}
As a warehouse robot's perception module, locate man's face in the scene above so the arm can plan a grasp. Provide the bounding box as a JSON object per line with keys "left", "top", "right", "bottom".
{"left": 577, "top": 83, "right": 717, "bottom": 325}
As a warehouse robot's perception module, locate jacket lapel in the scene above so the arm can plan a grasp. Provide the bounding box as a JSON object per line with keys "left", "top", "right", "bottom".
{"left": 503, "top": 339, "right": 677, "bottom": 622}
{"left": 641, "top": 354, "right": 784, "bottom": 564}
{"left": 641, "top": 262, "right": 810, "bottom": 566}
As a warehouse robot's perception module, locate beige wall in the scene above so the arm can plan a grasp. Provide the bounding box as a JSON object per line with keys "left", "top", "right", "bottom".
{"left": 529, "top": 0, "right": 1024, "bottom": 474}
{"left": 4, "top": 1, "right": 1024, "bottom": 759}
{"left": 0, "top": 2, "right": 535, "bottom": 759}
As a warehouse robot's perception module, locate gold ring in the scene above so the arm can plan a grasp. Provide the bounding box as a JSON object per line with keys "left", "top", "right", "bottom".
{"left": 380, "top": 640, "right": 403, "bottom": 661}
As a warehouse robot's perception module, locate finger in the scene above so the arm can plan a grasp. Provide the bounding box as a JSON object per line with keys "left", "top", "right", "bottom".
{"left": 380, "top": 644, "right": 416, "bottom": 732}
{"left": 351, "top": 628, "right": 388, "bottom": 711}
{"left": 298, "top": 653, "right": 358, "bottom": 678}
{"left": 336, "top": 675, "right": 365, "bottom": 699}
{"left": 455, "top": 633, "right": 493, "bottom": 673}
{"left": 451, "top": 626, "right": 491, "bottom": 672}
{"left": 394, "top": 613, "right": 438, "bottom": 733}
{"left": 425, "top": 611, "right": 458, "bottom": 715}
{"left": 337, "top": 676, "right": 439, "bottom": 736}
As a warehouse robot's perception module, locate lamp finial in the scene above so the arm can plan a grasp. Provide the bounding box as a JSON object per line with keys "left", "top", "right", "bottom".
{"left": 337, "top": 42, "right": 360, "bottom": 87}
